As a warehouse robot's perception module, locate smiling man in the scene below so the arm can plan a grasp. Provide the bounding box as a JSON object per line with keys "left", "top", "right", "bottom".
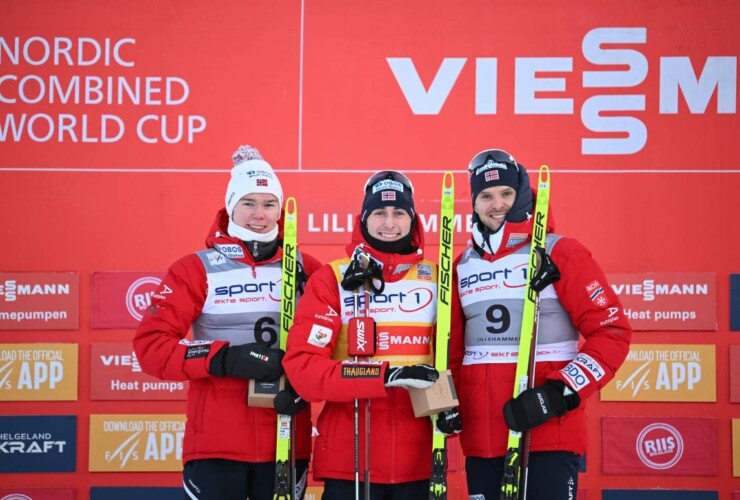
{"left": 133, "top": 145, "right": 321, "bottom": 500}
{"left": 448, "top": 148, "right": 632, "bottom": 500}
{"left": 283, "top": 170, "right": 441, "bottom": 500}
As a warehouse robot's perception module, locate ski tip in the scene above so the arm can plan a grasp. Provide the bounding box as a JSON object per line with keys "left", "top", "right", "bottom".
{"left": 538, "top": 164, "right": 550, "bottom": 187}
{"left": 442, "top": 171, "right": 454, "bottom": 191}
{"left": 284, "top": 197, "right": 297, "bottom": 218}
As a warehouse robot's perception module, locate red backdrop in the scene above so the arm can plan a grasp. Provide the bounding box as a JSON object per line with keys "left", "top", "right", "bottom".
{"left": 1, "top": 1, "right": 739, "bottom": 498}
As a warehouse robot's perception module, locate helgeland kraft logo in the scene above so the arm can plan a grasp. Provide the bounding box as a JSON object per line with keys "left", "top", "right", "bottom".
{"left": 0, "top": 415, "right": 76, "bottom": 472}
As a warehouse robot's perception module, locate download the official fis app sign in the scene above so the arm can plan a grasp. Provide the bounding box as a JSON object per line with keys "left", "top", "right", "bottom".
{"left": 89, "top": 414, "right": 185, "bottom": 471}
{"left": 0, "top": 344, "right": 78, "bottom": 401}
{"left": 601, "top": 344, "right": 716, "bottom": 402}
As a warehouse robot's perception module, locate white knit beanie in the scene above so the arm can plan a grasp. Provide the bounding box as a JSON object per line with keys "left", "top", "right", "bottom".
{"left": 225, "top": 145, "right": 284, "bottom": 216}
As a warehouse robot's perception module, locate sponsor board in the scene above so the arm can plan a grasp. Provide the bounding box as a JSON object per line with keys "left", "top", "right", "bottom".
{"left": 607, "top": 273, "right": 716, "bottom": 331}
{"left": 600, "top": 344, "right": 717, "bottom": 402}
{"left": 0, "top": 489, "right": 74, "bottom": 499}
{"left": 734, "top": 419, "right": 740, "bottom": 477}
{"left": 732, "top": 346, "right": 740, "bottom": 403}
{"left": 88, "top": 414, "right": 185, "bottom": 471}
{"left": 91, "top": 272, "right": 165, "bottom": 329}
{"left": 601, "top": 344, "right": 716, "bottom": 402}
{"left": 90, "top": 487, "right": 181, "bottom": 500}
{"left": 0, "top": 272, "right": 79, "bottom": 330}
{"left": 90, "top": 343, "right": 186, "bottom": 400}
{"left": 603, "top": 491, "right": 717, "bottom": 500}
{"left": 0, "top": 415, "right": 76, "bottom": 472}
{"left": 732, "top": 275, "right": 740, "bottom": 331}
{"left": 602, "top": 416, "right": 717, "bottom": 475}
{"left": 0, "top": 344, "right": 78, "bottom": 401}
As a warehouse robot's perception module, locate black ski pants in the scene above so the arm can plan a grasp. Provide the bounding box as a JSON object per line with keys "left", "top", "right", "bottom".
{"left": 183, "top": 458, "right": 308, "bottom": 500}
{"left": 321, "top": 478, "right": 429, "bottom": 500}
{"left": 466, "top": 451, "right": 580, "bottom": 500}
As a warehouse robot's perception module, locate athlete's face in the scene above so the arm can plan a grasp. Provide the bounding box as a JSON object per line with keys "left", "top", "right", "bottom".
{"left": 231, "top": 193, "right": 280, "bottom": 233}
{"left": 474, "top": 185, "right": 516, "bottom": 232}
{"left": 365, "top": 206, "right": 412, "bottom": 241}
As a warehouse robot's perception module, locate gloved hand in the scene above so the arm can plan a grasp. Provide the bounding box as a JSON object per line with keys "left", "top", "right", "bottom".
{"left": 435, "top": 408, "right": 462, "bottom": 435}
{"left": 209, "top": 343, "right": 285, "bottom": 381}
{"left": 273, "top": 386, "right": 308, "bottom": 416}
{"left": 503, "top": 380, "right": 581, "bottom": 432}
{"left": 384, "top": 364, "right": 439, "bottom": 390}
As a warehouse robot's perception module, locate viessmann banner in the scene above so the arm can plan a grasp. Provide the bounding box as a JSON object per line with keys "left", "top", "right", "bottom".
{"left": 90, "top": 343, "right": 187, "bottom": 400}
{"left": 0, "top": 1, "right": 737, "bottom": 171}
{"left": 607, "top": 273, "right": 717, "bottom": 331}
{"left": 0, "top": 272, "right": 79, "bottom": 330}
{"left": 601, "top": 344, "right": 716, "bottom": 402}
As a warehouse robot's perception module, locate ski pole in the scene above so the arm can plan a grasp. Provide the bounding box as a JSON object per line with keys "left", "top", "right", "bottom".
{"left": 430, "top": 171, "right": 455, "bottom": 500}
{"left": 345, "top": 248, "right": 377, "bottom": 500}
{"left": 274, "top": 197, "right": 299, "bottom": 500}
{"left": 500, "top": 165, "right": 551, "bottom": 500}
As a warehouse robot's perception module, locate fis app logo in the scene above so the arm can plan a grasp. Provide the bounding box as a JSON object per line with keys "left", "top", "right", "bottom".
{"left": 602, "top": 344, "right": 716, "bottom": 402}
{"left": 90, "top": 415, "right": 185, "bottom": 472}
{"left": 0, "top": 344, "right": 78, "bottom": 401}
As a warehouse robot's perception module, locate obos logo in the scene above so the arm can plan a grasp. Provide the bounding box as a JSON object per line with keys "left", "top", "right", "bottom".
{"left": 125, "top": 277, "right": 162, "bottom": 321}
{"left": 636, "top": 423, "right": 684, "bottom": 470}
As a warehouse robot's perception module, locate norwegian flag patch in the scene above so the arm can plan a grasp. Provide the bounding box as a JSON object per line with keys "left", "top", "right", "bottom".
{"left": 485, "top": 170, "right": 500, "bottom": 182}
{"left": 381, "top": 191, "right": 396, "bottom": 201}
{"left": 586, "top": 280, "right": 608, "bottom": 308}
{"left": 256, "top": 178, "right": 268, "bottom": 187}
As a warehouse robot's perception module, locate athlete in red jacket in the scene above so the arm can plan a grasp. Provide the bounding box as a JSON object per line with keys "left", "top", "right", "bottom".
{"left": 449, "top": 149, "right": 632, "bottom": 500}
{"left": 283, "top": 171, "right": 439, "bottom": 500}
{"left": 134, "top": 145, "right": 321, "bottom": 500}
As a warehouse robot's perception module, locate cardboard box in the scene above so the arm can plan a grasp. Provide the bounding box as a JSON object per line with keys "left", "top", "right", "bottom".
{"left": 248, "top": 375, "right": 286, "bottom": 408}
{"left": 408, "top": 369, "right": 458, "bottom": 417}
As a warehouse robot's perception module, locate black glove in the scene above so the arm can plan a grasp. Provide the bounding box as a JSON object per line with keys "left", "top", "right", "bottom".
{"left": 209, "top": 343, "right": 285, "bottom": 381}
{"left": 273, "top": 386, "right": 308, "bottom": 416}
{"left": 435, "top": 408, "right": 462, "bottom": 435}
{"left": 341, "top": 254, "right": 385, "bottom": 293}
{"left": 503, "top": 380, "right": 581, "bottom": 432}
{"left": 384, "top": 364, "right": 439, "bottom": 390}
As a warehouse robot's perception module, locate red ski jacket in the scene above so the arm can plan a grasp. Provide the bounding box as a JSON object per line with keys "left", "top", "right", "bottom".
{"left": 283, "top": 215, "right": 438, "bottom": 483}
{"left": 450, "top": 194, "right": 632, "bottom": 458}
{"left": 134, "top": 209, "right": 321, "bottom": 465}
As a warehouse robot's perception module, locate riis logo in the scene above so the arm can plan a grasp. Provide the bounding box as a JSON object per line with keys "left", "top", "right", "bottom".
{"left": 0, "top": 344, "right": 78, "bottom": 401}
{"left": 602, "top": 344, "right": 716, "bottom": 402}
{"left": 89, "top": 415, "right": 185, "bottom": 472}
{"left": 636, "top": 423, "right": 684, "bottom": 470}
{"left": 126, "top": 277, "right": 162, "bottom": 321}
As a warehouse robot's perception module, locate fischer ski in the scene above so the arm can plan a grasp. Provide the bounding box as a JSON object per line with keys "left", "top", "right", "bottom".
{"left": 500, "top": 165, "right": 551, "bottom": 500}
{"left": 430, "top": 172, "right": 455, "bottom": 500}
{"left": 274, "top": 197, "right": 298, "bottom": 500}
